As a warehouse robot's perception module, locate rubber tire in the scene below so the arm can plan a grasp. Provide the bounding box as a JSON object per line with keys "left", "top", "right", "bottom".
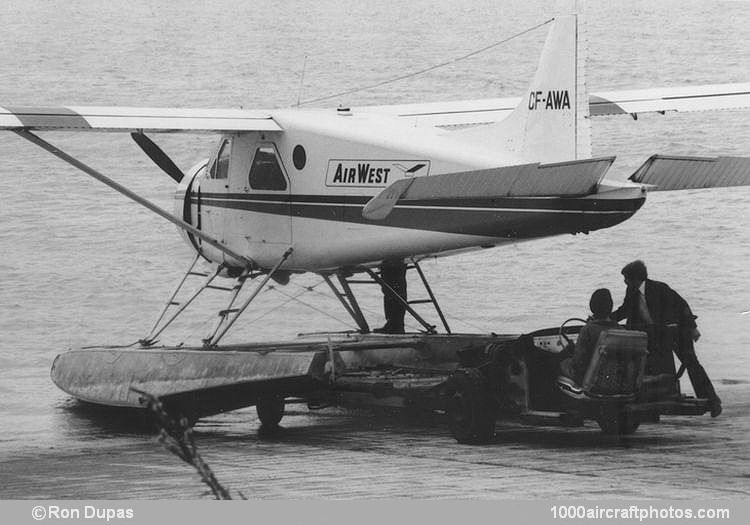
{"left": 597, "top": 410, "right": 640, "bottom": 435}
{"left": 256, "top": 395, "right": 285, "bottom": 428}
{"left": 445, "top": 368, "right": 496, "bottom": 444}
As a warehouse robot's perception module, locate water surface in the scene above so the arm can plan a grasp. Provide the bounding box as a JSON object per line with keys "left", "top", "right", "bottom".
{"left": 0, "top": 0, "right": 748, "bottom": 457}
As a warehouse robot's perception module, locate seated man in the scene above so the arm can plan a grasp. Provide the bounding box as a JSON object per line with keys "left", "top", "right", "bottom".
{"left": 560, "top": 288, "right": 619, "bottom": 385}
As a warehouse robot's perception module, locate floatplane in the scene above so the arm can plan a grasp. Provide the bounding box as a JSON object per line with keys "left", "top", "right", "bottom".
{"left": 2, "top": 12, "right": 749, "bottom": 442}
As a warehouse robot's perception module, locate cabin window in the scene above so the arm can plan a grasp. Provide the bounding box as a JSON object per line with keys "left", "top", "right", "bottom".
{"left": 248, "top": 145, "right": 287, "bottom": 191}
{"left": 293, "top": 145, "right": 306, "bottom": 170}
{"left": 209, "top": 138, "right": 231, "bottom": 179}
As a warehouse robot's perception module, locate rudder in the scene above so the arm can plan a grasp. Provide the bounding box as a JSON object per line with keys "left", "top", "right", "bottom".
{"left": 453, "top": 14, "right": 591, "bottom": 163}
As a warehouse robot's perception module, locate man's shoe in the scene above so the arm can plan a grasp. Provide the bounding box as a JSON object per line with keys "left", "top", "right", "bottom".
{"left": 373, "top": 324, "right": 404, "bottom": 334}
{"left": 709, "top": 397, "right": 722, "bottom": 418}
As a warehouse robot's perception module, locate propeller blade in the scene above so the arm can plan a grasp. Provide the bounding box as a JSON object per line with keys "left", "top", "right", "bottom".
{"left": 131, "top": 131, "right": 185, "bottom": 183}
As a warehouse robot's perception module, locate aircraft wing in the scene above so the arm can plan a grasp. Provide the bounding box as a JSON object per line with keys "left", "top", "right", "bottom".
{"left": 356, "top": 83, "right": 750, "bottom": 128}
{"left": 0, "top": 105, "right": 282, "bottom": 133}
{"left": 4, "top": 83, "right": 747, "bottom": 132}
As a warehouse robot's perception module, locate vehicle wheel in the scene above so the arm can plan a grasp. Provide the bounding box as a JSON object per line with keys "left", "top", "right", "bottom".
{"left": 597, "top": 409, "right": 640, "bottom": 435}
{"left": 256, "top": 395, "right": 285, "bottom": 428}
{"left": 444, "top": 368, "right": 496, "bottom": 444}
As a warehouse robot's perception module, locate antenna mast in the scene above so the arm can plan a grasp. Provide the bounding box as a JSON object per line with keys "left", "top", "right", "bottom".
{"left": 296, "top": 55, "right": 308, "bottom": 107}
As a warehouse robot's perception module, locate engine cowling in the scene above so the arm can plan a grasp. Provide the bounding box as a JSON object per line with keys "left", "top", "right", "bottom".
{"left": 173, "top": 159, "right": 209, "bottom": 258}
{"left": 173, "top": 159, "right": 250, "bottom": 273}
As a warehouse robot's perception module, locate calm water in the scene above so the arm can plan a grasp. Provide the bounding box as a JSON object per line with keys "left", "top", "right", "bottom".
{"left": 1, "top": 0, "right": 749, "bottom": 456}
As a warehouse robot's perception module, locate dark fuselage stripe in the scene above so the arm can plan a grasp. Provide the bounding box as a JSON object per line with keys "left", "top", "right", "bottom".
{"left": 194, "top": 192, "right": 641, "bottom": 212}
{"left": 190, "top": 193, "right": 644, "bottom": 237}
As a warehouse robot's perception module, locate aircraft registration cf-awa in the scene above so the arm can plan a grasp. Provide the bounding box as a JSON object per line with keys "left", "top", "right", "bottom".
{"left": 2, "top": 12, "right": 749, "bottom": 441}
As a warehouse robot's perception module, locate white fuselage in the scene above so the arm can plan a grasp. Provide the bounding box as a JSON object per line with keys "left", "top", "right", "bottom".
{"left": 174, "top": 108, "right": 644, "bottom": 272}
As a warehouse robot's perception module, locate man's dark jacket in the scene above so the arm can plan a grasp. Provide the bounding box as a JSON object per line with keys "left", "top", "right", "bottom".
{"left": 612, "top": 279, "right": 719, "bottom": 403}
{"left": 612, "top": 279, "right": 697, "bottom": 329}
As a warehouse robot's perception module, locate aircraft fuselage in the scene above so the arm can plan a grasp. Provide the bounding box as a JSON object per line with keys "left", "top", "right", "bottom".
{"left": 175, "top": 108, "right": 645, "bottom": 272}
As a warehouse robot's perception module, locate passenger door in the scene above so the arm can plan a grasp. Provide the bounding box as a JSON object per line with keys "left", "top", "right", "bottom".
{"left": 230, "top": 141, "right": 292, "bottom": 267}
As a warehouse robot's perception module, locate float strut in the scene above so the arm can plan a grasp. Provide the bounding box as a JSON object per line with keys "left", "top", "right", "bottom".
{"left": 207, "top": 247, "right": 293, "bottom": 347}
{"left": 409, "top": 258, "right": 451, "bottom": 334}
{"left": 140, "top": 262, "right": 225, "bottom": 346}
{"left": 321, "top": 273, "right": 371, "bottom": 334}
{"left": 361, "top": 267, "right": 437, "bottom": 334}
{"left": 141, "top": 253, "right": 202, "bottom": 345}
{"left": 203, "top": 266, "right": 254, "bottom": 344}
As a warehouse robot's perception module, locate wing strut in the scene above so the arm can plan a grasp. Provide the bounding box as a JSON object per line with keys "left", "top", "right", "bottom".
{"left": 13, "top": 130, "right": 254, "bottom": 268}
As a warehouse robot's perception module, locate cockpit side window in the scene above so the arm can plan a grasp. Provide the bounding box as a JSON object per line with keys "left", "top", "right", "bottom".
{"left": 209, "top": 138, "right": 231, "bottom": 179}
{"left": 248, "top": 145, "right": 287, "bottom": 191}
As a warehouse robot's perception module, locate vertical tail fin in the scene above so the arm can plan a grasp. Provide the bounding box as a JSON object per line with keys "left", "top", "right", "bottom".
{"left": 454, "top": 14, "right": 591, "bottom": 163}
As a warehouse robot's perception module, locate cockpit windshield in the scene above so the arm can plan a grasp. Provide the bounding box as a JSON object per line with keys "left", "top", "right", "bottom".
{"left": 209, "top": 138, "right": 231, "bottom": 179}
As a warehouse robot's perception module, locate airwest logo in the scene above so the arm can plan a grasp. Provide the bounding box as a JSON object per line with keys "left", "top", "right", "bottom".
{"left": 528, "top": 90, "right": 571, "bottom": 110}
{"left": 326, "top": 160, "right": 429, "bottom": 187}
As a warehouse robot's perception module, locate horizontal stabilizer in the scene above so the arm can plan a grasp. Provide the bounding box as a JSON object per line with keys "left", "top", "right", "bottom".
{"left": 363, "top": 157, "right": 615, "bottom": 221}
{"left": 0, "top": 106, "right": 281, "bottom": 133}
{"left": 629, "top": 155, "right": 750, "bottom": 191}
{"left": 590, "top": 83, "right": 750, "bottom": 117}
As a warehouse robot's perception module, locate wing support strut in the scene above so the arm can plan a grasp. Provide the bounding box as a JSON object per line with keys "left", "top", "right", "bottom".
{"left": 12, "top": 130, "right": 254, "bottom": 268}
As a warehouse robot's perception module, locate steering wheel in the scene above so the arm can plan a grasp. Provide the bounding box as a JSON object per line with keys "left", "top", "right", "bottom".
{"left": 559, "top": 318, "right": 588, "bottom": 349}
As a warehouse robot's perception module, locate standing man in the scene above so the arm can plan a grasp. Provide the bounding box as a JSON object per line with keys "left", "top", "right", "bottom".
{"left": 374, "top": 259, "right": 407, "bottom": 334}
{"left": 613, "top": 260, "right": 722, "bottom": 417}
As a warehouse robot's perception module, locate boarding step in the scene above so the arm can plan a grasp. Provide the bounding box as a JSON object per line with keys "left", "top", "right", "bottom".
{"left": 519, "top": 410, "right": 584, "bottom": 427}
{"left": 624, "top": 397, "right": 708, "bottom": 416}
{"left": 206, "top": 284, "right": 234, "bottom": 291}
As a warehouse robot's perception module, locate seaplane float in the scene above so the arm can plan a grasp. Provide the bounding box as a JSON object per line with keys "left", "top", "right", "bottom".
{"left": 2, "top": 12, "right": 749, "bottom": 442}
